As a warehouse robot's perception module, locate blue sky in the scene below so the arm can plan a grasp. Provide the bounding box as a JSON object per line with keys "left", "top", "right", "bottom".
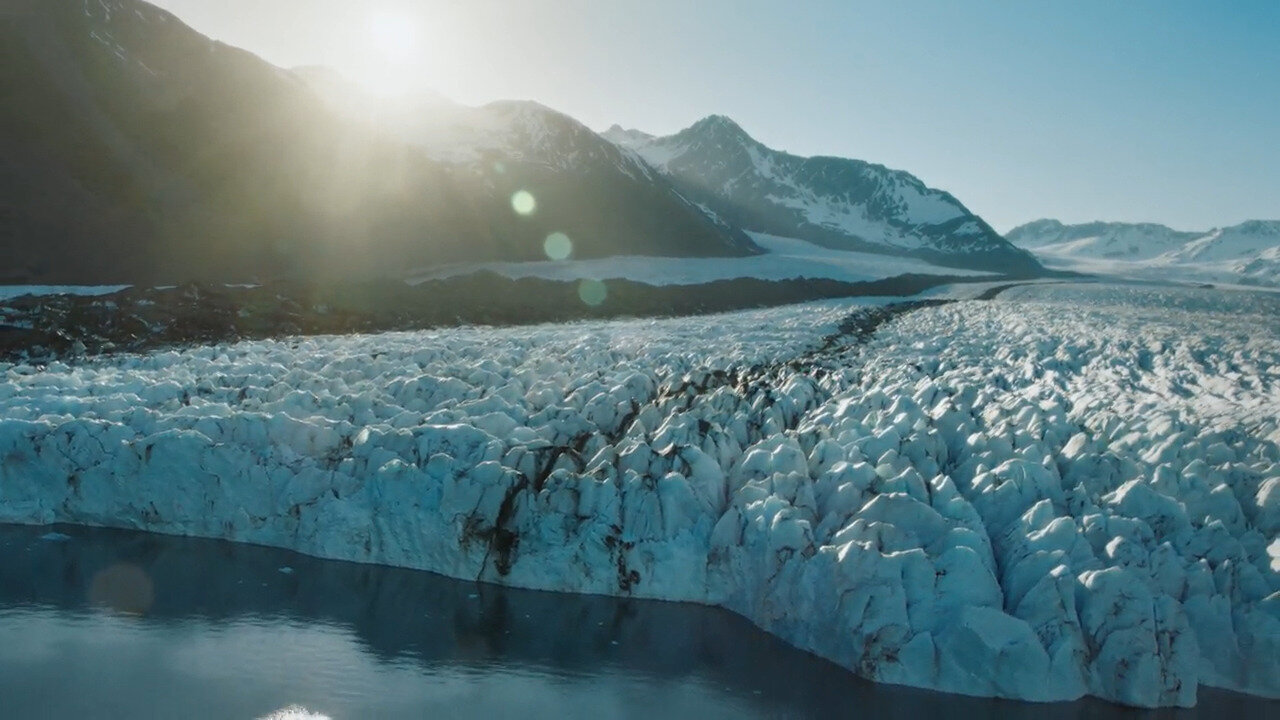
{"left": 150, "top": 0, "right": 1279, "bottom": 232}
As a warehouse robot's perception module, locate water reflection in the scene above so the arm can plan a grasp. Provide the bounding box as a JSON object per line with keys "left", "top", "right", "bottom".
{"left": 0, "top": 525, "right": 1268, "bottom": 719}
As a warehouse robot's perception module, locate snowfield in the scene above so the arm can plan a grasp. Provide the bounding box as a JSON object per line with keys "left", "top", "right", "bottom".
{"left": 408, "top": 233, "right": 992, "bottom": 286}
{"left": 1, "top": 284, "right": 1278, "bottom": 708}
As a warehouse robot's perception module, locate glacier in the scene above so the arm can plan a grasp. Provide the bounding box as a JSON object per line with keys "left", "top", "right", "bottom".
{"left": 1, "top": 283, "right": 1277, "bottom": 708}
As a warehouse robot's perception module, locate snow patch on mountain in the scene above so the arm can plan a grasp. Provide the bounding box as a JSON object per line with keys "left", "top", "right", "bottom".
{"left": 765, "top": 189, "right": 936, "bottom": 252}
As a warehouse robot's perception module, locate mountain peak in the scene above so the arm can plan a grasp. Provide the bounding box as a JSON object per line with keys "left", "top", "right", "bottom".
{"left": 601, "top": 124, "right": 654, "bottom": 147}
{"left": 1229, "top": 219, "right": 1280, "bottom": 235}
{"left": 481, "top": 98, "right": 560, "bottom": 117}
{"left": 688, "top": 114, "right": 750, "bottom": 138}
{"left": 618, "top": 113, "right": 1038, "bottom": 273}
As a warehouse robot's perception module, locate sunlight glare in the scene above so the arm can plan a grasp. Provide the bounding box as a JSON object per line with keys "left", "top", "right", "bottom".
{"left": 357, "top": 9, "right": 423, "bottom": 97}
{"left": 369, "top": 11, "right": 418, "bottom": 61}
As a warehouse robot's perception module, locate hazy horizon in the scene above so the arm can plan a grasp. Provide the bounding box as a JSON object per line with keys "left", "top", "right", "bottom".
{"left": 145, "top": 0, "right": 1279, "bottom": 233}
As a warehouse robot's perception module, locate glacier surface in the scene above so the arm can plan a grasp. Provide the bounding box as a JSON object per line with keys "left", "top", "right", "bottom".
{"left": 1, "top": 284, "right": 1278, "bottom": 707}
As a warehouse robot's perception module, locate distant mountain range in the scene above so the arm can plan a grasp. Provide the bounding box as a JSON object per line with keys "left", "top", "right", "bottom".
{"left": 1008, "top": 219, "right": 1280, "bottom": 287}
{"left": 1, "top": 0, "right": 1037, "bottom": 284}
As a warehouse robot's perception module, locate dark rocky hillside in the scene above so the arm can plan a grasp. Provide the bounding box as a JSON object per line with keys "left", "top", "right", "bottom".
{"left": 0, "top": 0, "right": 756, "bottom": 285}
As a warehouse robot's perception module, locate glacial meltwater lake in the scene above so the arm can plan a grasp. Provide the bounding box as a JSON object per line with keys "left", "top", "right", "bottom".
{"left": 0, "top": 525, "right": 1270, "bottom": 719}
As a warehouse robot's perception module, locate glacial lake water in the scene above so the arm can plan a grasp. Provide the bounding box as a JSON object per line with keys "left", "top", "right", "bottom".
{"left": 0, "top": 524, "right": 1270, "bottom": 719}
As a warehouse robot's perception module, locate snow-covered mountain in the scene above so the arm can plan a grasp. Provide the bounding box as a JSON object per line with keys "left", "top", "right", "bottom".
{"left": 289, "top": 86, "right": 761, "bottom": 261}
{"left": 1006, "top": 220, "right": 1200, "bottom": 261}
{"left": 1164, "top": 220, "right": 1280, "bottom": 263}
{"left": 4, "top": 0, "right": 1039, "bottom": 285}
{"left": 1008, "top": 219, "right": 1280, "bottom": 287}
{"left": 604, "top": 116, "right": 1041, "bottom": 274}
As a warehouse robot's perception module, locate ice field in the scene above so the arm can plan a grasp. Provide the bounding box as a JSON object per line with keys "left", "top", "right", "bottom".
{"left": 1, "top": 283, "right": 1277, "bottom": 708}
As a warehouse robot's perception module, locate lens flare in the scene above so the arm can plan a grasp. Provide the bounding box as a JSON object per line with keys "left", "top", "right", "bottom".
{"left": 578, "top": 279, "right": 607, "bottom": 306}
{"left": 511, "top": 190, "right": 536, "bottom": 216}
{"left": 544, "top": 232, "right": 573, "bottom": 260}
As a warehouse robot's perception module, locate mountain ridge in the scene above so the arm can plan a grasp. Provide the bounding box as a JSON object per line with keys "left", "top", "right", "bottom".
{"left": 606, "top": 114, "right": 1041, "bottom": 274}
{"left": 0, "top": 0, "right": 756, "bottom": 284}
{"left": 1007, "top": 218, "right": 1280, "bottom": 286}
{"left": 3, "top": 0, "right": 1037, "bottom": 285}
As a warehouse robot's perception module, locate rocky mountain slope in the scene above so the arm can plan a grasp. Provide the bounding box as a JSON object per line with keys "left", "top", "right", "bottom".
{"left": 604, "top": 117, "right": 1041, "bottom": 274}
{"left": 0, "top": 0, "right": 755, "bottom": 284}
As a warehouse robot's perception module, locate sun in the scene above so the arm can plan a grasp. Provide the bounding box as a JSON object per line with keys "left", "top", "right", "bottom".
{"left": 359, "top": 10, "right": 423, "bottom": 97}
{"left": 368, "top": 11, "right": 419, "bottom": 62}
